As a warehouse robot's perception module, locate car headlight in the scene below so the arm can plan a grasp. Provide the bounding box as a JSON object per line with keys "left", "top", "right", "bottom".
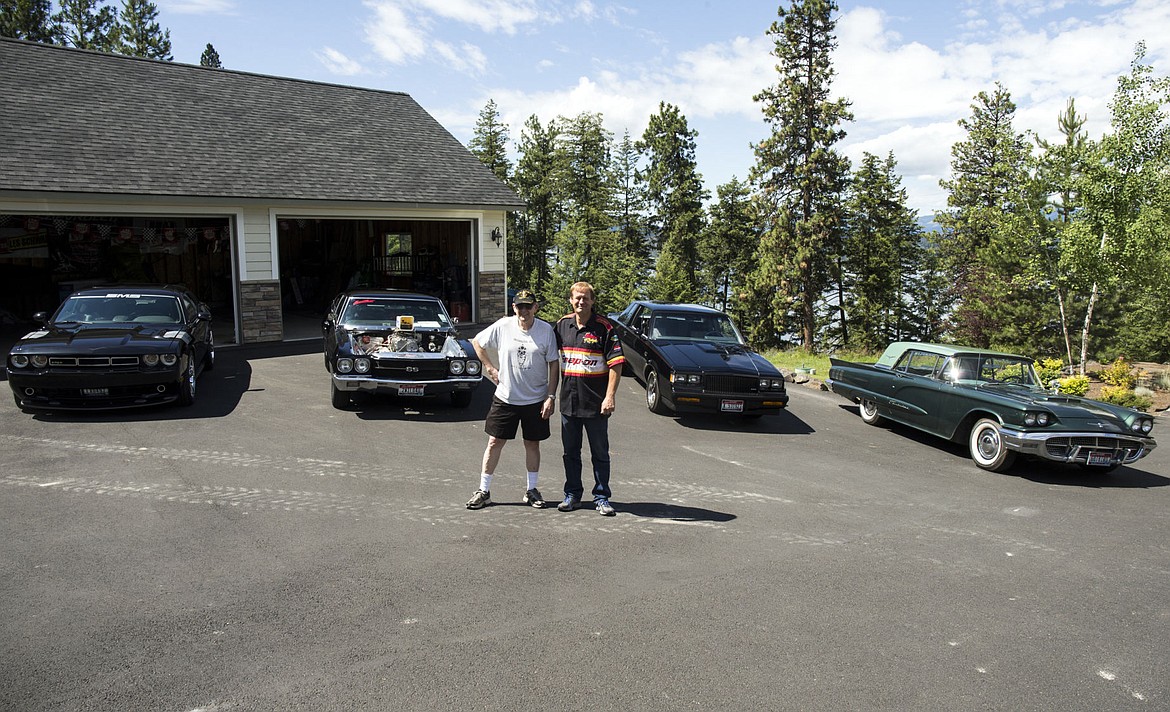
{"left": 1134, "top": 419, "right": 1153, "bottom": 434}
{"left": 771, "top": 379, "right": 785, "bottom": 389}
{"left": 11, "top": 354, "right": 29, "bottom": 368}
{"left": 31, "top": 355, "right": 48, "bottom": 368}
{"left": 336, "top": 358, "right": 353, "bottom": 373}
{"left": 354, "top": 358, "right": 371, "bottom": 374}
{"left": 161, "top": 353, "right": 178, "bottom": 366}
{"left": 143, "top": 354, "right": 160, "bottom": 366}
{"left": 1141, "top": 420, "right": 1153, "bottom": 434}
{"left": 673, "top": 373, "right": 699, "bottom": 385}
{"left": 450, "top": 359, "right": 466, "bottom": 375}
{"left": 466, "top": 360, "right": 481, "bottom": 375}
{"left": 1023, "top": 412, "right": 1051, "bottom": 426}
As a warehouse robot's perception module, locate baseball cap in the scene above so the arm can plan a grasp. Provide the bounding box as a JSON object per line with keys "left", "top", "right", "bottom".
{"left": 514, "top": 289, "right": 537, "bottom": 305}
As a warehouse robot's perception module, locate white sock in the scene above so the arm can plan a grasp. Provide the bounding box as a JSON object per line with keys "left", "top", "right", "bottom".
{"left": 480, "top": 473, "right": 492, "bottom": 492}
{"left": 527, "top": 472, "right": 538, "bottom": 490}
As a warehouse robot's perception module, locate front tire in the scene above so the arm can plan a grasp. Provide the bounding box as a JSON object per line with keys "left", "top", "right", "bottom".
{"left": 646, "top": 367, "right": 672, "bottom": 415}
{"left": 969, "top": 418, "right": 1016, "bottom": 472}
{"left": 859, "top": 399, "right": 885, "bottom": 425}
{"left": 177, "top": 357, "right": 196, "bottom": 406}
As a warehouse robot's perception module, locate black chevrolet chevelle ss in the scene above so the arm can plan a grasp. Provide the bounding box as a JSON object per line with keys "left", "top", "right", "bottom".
{"left": 322, "top": 290, "right": 482, "bottom": 409}
{"left": 6, "top": 285, "right": 214, "bottom": 411}
{"left": 608, "top": 301, "right": 789, "bottom": 417}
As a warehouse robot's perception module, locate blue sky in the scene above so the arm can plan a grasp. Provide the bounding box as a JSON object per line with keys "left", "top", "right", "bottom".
{"left": 155, "top": 0, "right": 1170, "bottom": 214}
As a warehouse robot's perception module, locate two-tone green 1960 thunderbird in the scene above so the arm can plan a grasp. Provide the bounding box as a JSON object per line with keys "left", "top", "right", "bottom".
{"left": 826, "top": 342, "right": 1156, "bottom": 473}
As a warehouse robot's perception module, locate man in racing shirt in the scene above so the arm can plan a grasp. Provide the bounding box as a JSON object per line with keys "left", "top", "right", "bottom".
{"left": 554, "top": 281, "right": 625, "bottom": 516}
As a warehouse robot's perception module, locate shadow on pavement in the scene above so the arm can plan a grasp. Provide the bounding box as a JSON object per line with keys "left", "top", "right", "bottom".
{"left": 619, "top": 502, "right": 737, "bottom": 523}
{"left": 672, "top": 407, "right": 814, "bottom": 435}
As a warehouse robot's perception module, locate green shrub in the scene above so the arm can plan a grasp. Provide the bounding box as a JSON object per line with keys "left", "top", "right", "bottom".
{"left": 1098, "top": 385, "right": 1153, "bottom": 411}
{"left": 1100, "top": 357, "right": 1138, "bottom": 389}
{"left": 1057, "top": 375, "right": 1090, "bottom": 396}
{"left": 1033, "top": 358, "right": 1064, "bottom": 388}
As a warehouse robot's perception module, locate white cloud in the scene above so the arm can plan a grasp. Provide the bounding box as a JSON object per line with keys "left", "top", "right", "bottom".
{"left": 316, "top": 47, "right": 364, "bottom": 76}
{"left": 157, "top": 0, "right": 235, "bottom": 13}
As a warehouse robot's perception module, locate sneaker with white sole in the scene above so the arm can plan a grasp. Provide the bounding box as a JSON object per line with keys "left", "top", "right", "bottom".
{"left": 595, "top": 498, "right": 616, "bottom": 516}
{"left": 466, "top": 489, "right": 491, "bottom": 509}
{"left": 523, "top": 488, "right": 546, "bottom": 508}
{"left": 557, "top": 495, "right": 580, "bottom": 512}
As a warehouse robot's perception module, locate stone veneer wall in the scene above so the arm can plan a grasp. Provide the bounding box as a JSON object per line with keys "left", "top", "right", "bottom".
{"left": 239, "top": 280, "right": 283, "bottom": 344}
{"left": 479, "top": 271, "right": 506, "bottom": 320}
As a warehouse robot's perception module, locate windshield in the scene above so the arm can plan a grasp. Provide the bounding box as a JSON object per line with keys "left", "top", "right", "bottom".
{"left": 341, "top": 298, "right": 451, "bottom": 328}
{"left": 648, "top": 312, "right": 745, "bottom": 345}
{"left": 944, "top": 354, "right": 1040, "bottom": 387}
{"left": 53, "top": 294, "right": 183, "bottom": 325}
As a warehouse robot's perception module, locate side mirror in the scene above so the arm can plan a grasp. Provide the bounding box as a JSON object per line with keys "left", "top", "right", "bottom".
{"left": 1049, "top": 379, "right": 1062, "bottom": 394}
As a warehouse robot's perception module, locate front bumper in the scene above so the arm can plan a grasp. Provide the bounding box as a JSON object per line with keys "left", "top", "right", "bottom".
{"left": 667, "top": 390, "right": 789, "bottom": 415}
{"left": 8, "top": 367, "right": 184, "bottom": 410}
{"left": 332, "top": 374, "right": 481, "bottom": 396}
{"left": 1001, "top": 429, "right": 1156, "bottom": 466}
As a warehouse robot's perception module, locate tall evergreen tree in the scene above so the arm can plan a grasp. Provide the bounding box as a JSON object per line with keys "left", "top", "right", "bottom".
{"left": 512, "top": 115, "right": 562, "bottom": 298}
{"left": 701, "top": 177, "right": 758, "bottom": 316}
{"left": 199, "top": 42, "right": 222, "bottom": 67}
{"left": 1, "top": 0, "right": 58, "bottom": 42}
{"left": 609, "top": 130, "right": 652, "bottom": 300}
{"left": 116, "top": 0, "right": 171, "bottom": 59}
{"left": 936, "top": 83, "right": 1037, "bottom": 348}
{"left": 637, "top": 102, "right": 707, "bottom": 303}
{"left": 53, "top": 0, "right": 116, "bottom": 51}
{"left": 840, "top": 152, "right": 922, "bottom": 351}
{"left": 748, "top": 0, "right": 853, "bottom": 348}
{"left": 468, "top": 99, "right": 511, "bottom": 184}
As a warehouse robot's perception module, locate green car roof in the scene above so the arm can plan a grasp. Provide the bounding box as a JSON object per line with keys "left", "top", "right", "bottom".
{"left": 875, "top": 342, "right": 1028, "bottom": 368}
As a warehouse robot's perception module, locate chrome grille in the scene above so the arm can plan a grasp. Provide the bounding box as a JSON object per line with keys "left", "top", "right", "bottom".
{"left": 47, "top": 355, "right": 140, "bottom": 367}
{"left": 1044, "top": 435, "right": 1146, "bottom": 463}
{"left": 373, "top": 360, "right": 448, "bottom": 381}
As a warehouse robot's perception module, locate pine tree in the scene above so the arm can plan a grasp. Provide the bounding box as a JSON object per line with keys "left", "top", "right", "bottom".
{"left": 936, "top": 83, "right": 1038, "bottom": 348}
{"left": 840, "top": 152, "right": 922, "bottom": 351}
{"left": 609, "top": 130, "right": 651, "bottom": 299}
{"left": 701, "top": 177, "right": 757, "bottom": 315}
{"left": 116, "top": 0, "right": 171, "bottom": 60}
{"left": 748, "top": 0, "right": 853, "bottom": 348}
{"left": 637, "top": 102, "right": 707, "bottom": 303}
{"left": 200, "top": 42, "right": 222, "bottom": 67}
{"left": 512, "top": 115, "right": 562, "bottom": 297}
{"left": 468, "top": 99, "right": 511, "bottom": 184}
{"left": 1, "top": 0, "right": 58, "bottom": 42}
{"left": 53, "top": 0, "right": 116, "bottom": 51}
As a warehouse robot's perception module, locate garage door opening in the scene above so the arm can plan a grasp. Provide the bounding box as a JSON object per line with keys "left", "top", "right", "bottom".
{"left": 278, "top": 218, "right": 474, "bottom": 340}
{"left": 0, "top": 214, "right": 237, "bottom": 342}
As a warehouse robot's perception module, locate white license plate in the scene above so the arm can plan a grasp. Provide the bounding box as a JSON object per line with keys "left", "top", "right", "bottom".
{"left": 720, "top": 399, "right": 744, "bottom": 412}
{"left": 82, "top": 388, "right": 109, "bottom": 396}
{"left": 1087, "top": 451, "right": 1113, "bottom": 466}
{"left": 398, "top": 385, "right": 425, "bottom": 396}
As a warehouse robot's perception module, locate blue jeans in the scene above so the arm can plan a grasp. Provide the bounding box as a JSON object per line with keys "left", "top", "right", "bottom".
{"left": 561, "top": 414, "right": 611, "bottom": 501}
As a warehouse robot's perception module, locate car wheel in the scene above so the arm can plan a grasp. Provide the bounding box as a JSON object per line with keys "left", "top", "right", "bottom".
{"left": 203, "top": 331, "right": 215, "bottom": 372}
{"left": 177, "top": 357, "right": 196, "bottom": 406}
{"left": 450, "top": 390, "right": 473, "bottom": 408}
{"left": 858, "top": 399, "right": 885, "bottom": 425}
{"left": 330, "top": 382, "right": 350, "bottom": 409}
{"left": 646, "top": 367, "right": 672, "bottom": 415}
{"left": 968, "top": 418, "right": 1016, "bottom": 472}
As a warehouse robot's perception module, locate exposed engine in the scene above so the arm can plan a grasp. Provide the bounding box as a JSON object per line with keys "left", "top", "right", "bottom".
{"left": 348, "top": 316, "right": 463, "bottom": 357}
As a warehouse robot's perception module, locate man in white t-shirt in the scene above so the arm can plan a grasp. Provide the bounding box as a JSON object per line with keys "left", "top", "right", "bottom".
{"left": 465, "top": 289, "right": 559, "bottom": 510}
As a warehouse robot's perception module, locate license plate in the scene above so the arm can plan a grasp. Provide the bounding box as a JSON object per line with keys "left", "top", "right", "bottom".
{"left": 1087, "top": 451, "right": 1113, "bottom": 466}
{"left": 720, "top": 399, "right": 744, "bottom": 413}
{"left": 82, "top": 388, "right": 108, "bottom": 396}
{"left": 398, "top": 385, "right": 425, "bottom": 396}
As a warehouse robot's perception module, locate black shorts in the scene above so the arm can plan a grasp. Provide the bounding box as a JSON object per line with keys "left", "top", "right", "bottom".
{"left": 485, "top": 396, "right": 551, "bottom": 441}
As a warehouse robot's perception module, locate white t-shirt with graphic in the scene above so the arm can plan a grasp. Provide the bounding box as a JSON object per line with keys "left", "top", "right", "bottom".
{"left": 474, "top": 317, "right": 558, "bottom": 406}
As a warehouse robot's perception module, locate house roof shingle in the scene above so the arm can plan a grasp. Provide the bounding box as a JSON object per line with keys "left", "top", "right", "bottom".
{"left": 0, "top": 38, "right": 525, "bottom": 209}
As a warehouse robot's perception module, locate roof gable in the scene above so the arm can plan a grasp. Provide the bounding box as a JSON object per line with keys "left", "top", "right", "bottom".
{"left": 0, "top": 39, "right": 524, "bottom": 208}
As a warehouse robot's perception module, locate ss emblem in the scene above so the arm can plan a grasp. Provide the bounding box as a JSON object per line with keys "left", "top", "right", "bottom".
{"left": 406, "top": 366, "right": 420, "bottom": 372}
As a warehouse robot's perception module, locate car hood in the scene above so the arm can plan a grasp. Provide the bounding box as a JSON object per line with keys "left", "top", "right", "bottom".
{"left": 978, "top": 384, "right": 1144, "bottom": 433}
{"left": 11, "top": 324, "right": 188, "bottom": 353}
{"left": 655, "top": 341, "right": 775, "bottom": 376}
